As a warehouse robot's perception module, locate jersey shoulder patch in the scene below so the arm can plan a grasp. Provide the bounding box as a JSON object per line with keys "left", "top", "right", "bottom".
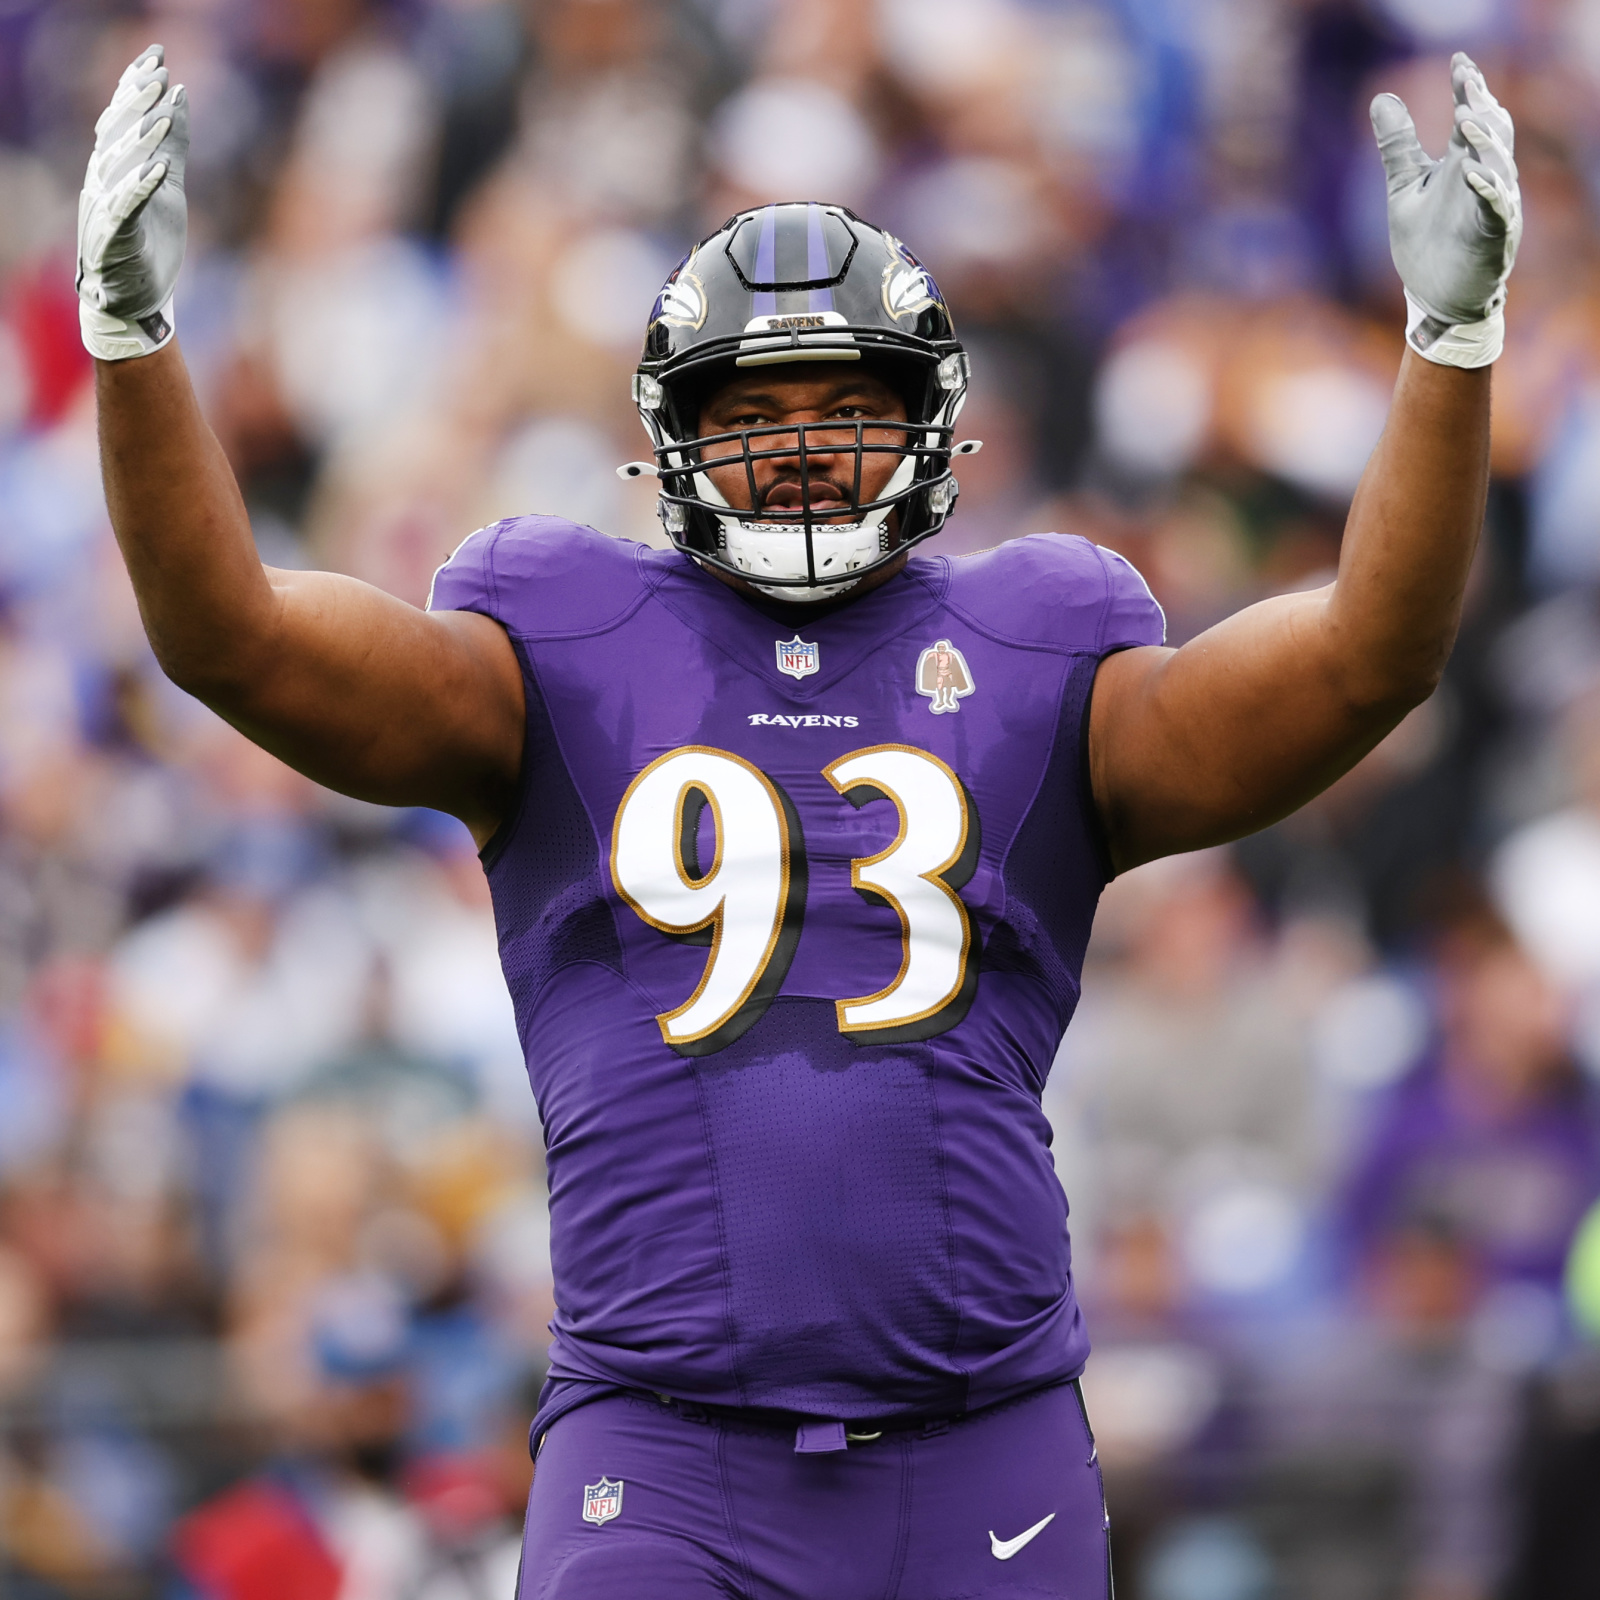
{"left": 426, "top": 515, "right": 649, "bottom": 638}
{"left": 938, "top": 532, "right": 1165, "bottom": 654}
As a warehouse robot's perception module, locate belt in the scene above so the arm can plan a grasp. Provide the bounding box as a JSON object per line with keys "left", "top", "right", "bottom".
{"left": 641, "top": 1391, "right": 957, "bottom": 1455}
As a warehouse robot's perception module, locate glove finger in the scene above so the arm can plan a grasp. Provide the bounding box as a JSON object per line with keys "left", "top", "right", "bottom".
{"left": 1457, "top": 102, "right": 1515, "bottom": 162}
{"left": 119, "top": 43, "right": 163, "bottom": 87}
{"left": 104, "top": 92, "right": 187, "bottom": 192}
{"left": 137, "top": 112, "right": 173, "bottom": 152}
{"left": 103, "top": 46, "right": 163, "bottom": 115}
{"left": 1467, "top": 169, "right": 1521, "bottom": 277}
{"left": 1461, "top": 119, "right": 1519, "bottom": 188}
{"left": 92, "top": 74, "right": 165, "bottom": 160}
{"left": 1460, "top": 69, "right": 1508, "bottom": 123}
{"left": 82, "top": 167, "right": 164, "bottom": 300}
{"left": 99, "top": 73, "right": 182, "bottom": 159}
{"left": 1451, "top": 51, "right": 1483, "bottom": 107}
{"left": 94, "top": 56, "right": 166, "bottom": 146}
{"left": 1468, "top": 169, "right": 1522, "bottom": 263}
{"left": 158, "top": 85, "right": 189, "bottom": 183}
{"left": 1455, "top": 53, "right": 1516, "bottom": 157}
{"left": 1371, "top": 93, "right": 1430, "bottom": 184}
{"left": 96, "top": 103, "right": 170, "bottom": 191}
{"left": 1465, "top": 168, "right": 1512, "bottom": 231}
{"left": 1449, "top": 54, "right": 1477, "bottom": 150}
{"left": 1458, "top": 80, "right": 1515, "bottom": 155}
{"left": 106, "top": 160, "right": 167, "bottom": 233}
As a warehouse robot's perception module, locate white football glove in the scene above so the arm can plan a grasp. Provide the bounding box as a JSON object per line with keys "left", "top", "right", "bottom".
{"left": 76, "top": 44, "right": 189, "bottom": 362}
{"left": 1371, "top": 52, "right": 1521, "bottom": 369}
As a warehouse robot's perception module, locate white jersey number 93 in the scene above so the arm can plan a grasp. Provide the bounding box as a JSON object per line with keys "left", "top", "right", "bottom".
{"left": 611, "top": 744, "right": 980, "bottom": 1056}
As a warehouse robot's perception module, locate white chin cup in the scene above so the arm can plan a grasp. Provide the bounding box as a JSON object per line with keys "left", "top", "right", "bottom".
{"left": 687, "top": 451, "right": 917, "bottom": 601}
{"left": 723, "top": 521, "right": 883, "bottom": 602}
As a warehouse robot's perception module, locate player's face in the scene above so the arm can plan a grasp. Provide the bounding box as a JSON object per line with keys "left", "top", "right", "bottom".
{"left": 696, "top": 371, "right": 910, "bottom": 524}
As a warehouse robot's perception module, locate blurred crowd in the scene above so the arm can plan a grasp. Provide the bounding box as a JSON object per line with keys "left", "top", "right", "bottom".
{"left": 4, "top": 0, "right": 1600, "bottom": 1597}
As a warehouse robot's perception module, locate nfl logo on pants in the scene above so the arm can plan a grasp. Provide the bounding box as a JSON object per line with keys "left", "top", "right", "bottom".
{"left": 583, "top": 1477, "right": 623, "bottom": 1526}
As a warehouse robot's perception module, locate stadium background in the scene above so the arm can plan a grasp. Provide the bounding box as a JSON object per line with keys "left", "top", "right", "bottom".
{"left": 3, "top": 1, "right": 1600, "bottom": 1596}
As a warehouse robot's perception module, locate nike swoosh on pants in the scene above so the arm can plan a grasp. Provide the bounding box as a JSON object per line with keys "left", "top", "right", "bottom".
{"left": 988, "top": 1512, "right": 1056, "bottom": 1560}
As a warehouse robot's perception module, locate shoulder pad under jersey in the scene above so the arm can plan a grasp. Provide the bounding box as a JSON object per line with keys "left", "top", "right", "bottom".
{"left": 426, "top": 515, "right": 648, "bottom": 638}
{"left": 939, "top": 532, "right": 1166, "bottom": 653}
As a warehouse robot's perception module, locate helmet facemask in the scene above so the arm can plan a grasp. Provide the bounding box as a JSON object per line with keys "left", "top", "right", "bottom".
{"left": 634, "top": 348, "right": 971, "bottom": 602}
{"left": 626, "top": 203, "right": 976, "bottom": 602}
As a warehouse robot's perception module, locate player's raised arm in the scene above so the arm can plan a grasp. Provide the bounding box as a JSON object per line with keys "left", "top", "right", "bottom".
{"left": 1090, "top": 53, "right": 1520, "bottom": 873}
{"left": 83, "top": 48, "right": 524, "bottom": 845}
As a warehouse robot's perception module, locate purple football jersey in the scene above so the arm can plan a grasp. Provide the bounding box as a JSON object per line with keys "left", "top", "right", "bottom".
{"left": 428, "top": 519, "right": 1164, "bottom": 1423}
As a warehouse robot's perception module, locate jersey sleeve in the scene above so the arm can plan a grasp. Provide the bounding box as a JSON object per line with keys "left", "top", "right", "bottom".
{"left": 1094, "top": 544, "right": 1166, "bottom": 652}
{"left": 940, "top": 532, "right": 1166, "bottom": 654}
{"left": 426, "top": 522, "right": 504, "bottom": 619}
{"left": 425, "top": 516, "right": 647, "bottom": 636}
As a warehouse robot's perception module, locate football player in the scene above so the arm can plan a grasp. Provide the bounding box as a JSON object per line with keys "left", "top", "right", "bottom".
{"left": 83, "top": 45, "right": 1518, "bottom": 1600}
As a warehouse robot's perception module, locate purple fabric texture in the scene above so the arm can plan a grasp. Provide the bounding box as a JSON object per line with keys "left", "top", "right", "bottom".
{"left": 518, "top": 1382, "right": 1109, "bottom": 1600}
{"left": 429, "top": 518, "right": 1163, "bottom": 1426}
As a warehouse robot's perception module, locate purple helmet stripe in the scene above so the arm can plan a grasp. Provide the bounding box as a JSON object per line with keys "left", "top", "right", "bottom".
{"left": 806, "top": 202, "right": 835, "bottom": 314}
{"left": 753, "top": 204, "right": 777, "bottom": 317}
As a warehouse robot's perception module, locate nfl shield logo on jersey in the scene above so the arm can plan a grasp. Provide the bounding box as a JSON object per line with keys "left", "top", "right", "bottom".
{"left": 582, "top": 1477, "right": 624, "bottom": 1526}
{"left": 776, "top": 635, "right": 820, "bottom": 680}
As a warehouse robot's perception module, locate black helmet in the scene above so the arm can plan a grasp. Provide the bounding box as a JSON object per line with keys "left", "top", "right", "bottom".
{"left": 624, "top": 202, "right": 975, "bottom": 600}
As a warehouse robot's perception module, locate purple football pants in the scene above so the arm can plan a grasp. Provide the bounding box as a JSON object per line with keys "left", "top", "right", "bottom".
{"left": 517, "top": 1380, "right": 1110, "bottom": 1600}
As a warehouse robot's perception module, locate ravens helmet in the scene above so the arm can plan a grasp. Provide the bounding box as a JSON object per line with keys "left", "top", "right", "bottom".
{"left": 624, "top": 203, "right": 976, "bottom": 601}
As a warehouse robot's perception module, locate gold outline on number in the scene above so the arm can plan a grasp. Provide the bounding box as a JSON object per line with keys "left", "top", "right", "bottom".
{"left": 672, "top": 780, "right": 723, "bottom": 889}
{"left": 610, "top": 746, "right": 798, "bottom": 1050}
{"left": 821, "top": 743, "right": 976, "bottom": 1037}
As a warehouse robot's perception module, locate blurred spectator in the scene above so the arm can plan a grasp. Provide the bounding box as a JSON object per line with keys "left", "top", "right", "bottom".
{"left": 1338, "top": 906, "right": 1600, "bottom": 1313}
{"left": 405, "top": 1365, "right": 542, "bottom": 1600}
{"left": 1051, "top": 852, "right": 1321, "bottom": 1305}
{"left": 1075, "top": 1215, "right": 1247, "bottom": 1594}
{"left": 1492, "top": 688, "right": 1600, "bottom": 1058}
{"left": 174, "top": 1271, "right": 429, "bottom": 1600}
{"left": 1256, "top": 1212, "right": 1523, "bottom": 1600}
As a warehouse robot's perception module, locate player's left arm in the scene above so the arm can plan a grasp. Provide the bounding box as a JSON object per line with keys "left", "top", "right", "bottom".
{"left": 1090, "top": 53, "right": 1519, "bottom": 874}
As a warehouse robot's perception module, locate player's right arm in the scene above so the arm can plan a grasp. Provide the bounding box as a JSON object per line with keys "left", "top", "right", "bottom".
{"left": 84, "top": 48, "right": 523, "bottom": 846}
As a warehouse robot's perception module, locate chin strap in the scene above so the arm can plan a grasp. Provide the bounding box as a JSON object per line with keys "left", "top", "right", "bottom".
{"left": 709, "top": 453, "right": 917, "bottom": 601}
